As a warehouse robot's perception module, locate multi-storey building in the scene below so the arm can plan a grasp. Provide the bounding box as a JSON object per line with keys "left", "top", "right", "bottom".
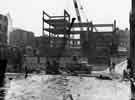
{"left": 9, "top": 29, "right": 35, "bottom": 48}
{"left": 116, "top": 29, "right": 130, "bottom": 56}
{"left": 0, "top": 14, "right": 8, "bottom": 45}
{"left": 43, "top": 10, "right": 117, "bottom": 67}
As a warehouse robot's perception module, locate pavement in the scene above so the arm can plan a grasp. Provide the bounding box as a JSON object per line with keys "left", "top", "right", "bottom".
{"left": 2, "top": 60, "right": 131, "bottom": 100}
{"left": 79, "top": 60, "right": 127, "bottom": 79}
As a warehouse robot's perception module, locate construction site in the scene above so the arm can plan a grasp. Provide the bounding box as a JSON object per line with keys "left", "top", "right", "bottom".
{"left": 0, "top": 0, "right": 134, "bottom": 100}
{"left": 40, "top": 0, "right": 118, "bottom": 71}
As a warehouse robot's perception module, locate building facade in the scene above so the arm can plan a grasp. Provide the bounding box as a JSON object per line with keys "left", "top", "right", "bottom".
{"left": 0, "top": 14, "right": 8, "bottom": 45}
{"left": 116, "top": 29, "right": 130, "bottom": 56}
{"left": 9, "top": 29, "right": 35, "bottom": 48}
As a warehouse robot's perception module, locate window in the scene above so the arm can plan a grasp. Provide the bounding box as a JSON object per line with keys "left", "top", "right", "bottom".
{"left": 4, "top": 16, "right": 7, "bottom": 22}
{"left": 1, "top": 25, "right": 7, "bottom": 32}
{"left": 4, "top": 26, "right": 7, "bottom": 32}
{"left": 77, "top": 41, "right": 80, "bottom": 45}
{"left": 0, "top": 24, "right": 2, "bottom": 31}
{"left": 0, "top": 15, "right": 2, "bottom": 20}
{"left": 70, "top": 41, "right": 73, "bottom": 45}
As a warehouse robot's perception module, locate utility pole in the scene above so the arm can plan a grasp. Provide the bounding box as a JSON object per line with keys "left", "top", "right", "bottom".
{"left": 130, "top": 0, "right": 135, "bottom": 76}
{"left": 130, "top": 0, "right": 135, "bottom": 100}
{"left": 0, "top": 44, "right": 8, "bottom": 100}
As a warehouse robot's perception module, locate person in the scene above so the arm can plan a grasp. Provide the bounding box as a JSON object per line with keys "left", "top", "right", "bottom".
{"left": 127, "top": 58, "right": 132, "bottom": 70}
{"left": 112, "top": 62, "right": 115, "bottom": 72}
{"left": 109, "top": 65, "right": 112, "bottom": 73}
{"left": 97, "top": 74, "right": 112, "bottom": 80}
{"left": 108, "top": 59, "right": 112, "bottom": 73}
{"left": 24, "top": 65, "right": 28, "bottom": 79}
{"left": 72, "top": 55, "right": 78, "bottom": 64}
{"left": 46, "top": 60, "right": 51, "bottom": 74}
{"left": 52, "top": 60, "right": 60, "bottom": 74}
{"left": 127, "top": 58, "right": 134, "bottom": 78}
{"left": 123, "top": 69, "right": 128, "bottom": 80}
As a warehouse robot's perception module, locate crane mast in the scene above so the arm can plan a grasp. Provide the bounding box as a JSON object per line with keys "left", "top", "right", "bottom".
{"left": 73, "top": 0, "right": 82, "bottom": 23}
{"left": 73, "top": 0, "right": 84, "bottom": 37}
{"left": 73, "top": 0, "right": 97, "bottom": 40}
{"left": 73, "top": 0, "right": 87, "bottom": 46}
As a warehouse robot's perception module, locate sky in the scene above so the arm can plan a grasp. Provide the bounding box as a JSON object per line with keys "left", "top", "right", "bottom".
{"left": 0, "top": 0, "right": 131, "bottom": 36}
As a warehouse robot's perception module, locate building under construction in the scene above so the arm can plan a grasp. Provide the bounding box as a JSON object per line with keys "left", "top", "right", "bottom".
{"left": 41, "top": 9, "right": 118, "bottom": 67}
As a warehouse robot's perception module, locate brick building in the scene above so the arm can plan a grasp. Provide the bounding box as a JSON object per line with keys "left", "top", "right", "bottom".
{"left": 0, "top": 14, "right": 8, "bottom": 45}
{"left": 9, "top": 29, "right": 35, "bottom": 48}
{"left": 116, "top": 29, "right": 130, "bottom": 56}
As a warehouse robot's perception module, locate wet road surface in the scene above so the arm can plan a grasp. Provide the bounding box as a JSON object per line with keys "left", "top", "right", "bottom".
{"left": 1, "top": 60, "right": 131, "bottom": 100}
{"left": 2, "top": 74, "right": 130, "bottom": 100}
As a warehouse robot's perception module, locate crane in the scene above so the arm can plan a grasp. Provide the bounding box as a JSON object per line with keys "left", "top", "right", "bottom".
{"left": 73, "top": 0, "right": 88, "bottom": 50}
{"left": 73, "top": 0, "right": 84, "bottom": 31}
{"left": 72, "top": 0, "right": 97, "bottom": 41}
{"left": 72, "top": 0, "right": 90, "bottom": 57}
{"left": 73, "top": 0, "right": 97, "bottom": 33}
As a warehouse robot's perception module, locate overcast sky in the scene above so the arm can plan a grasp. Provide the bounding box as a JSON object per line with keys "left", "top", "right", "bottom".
{"left": 0, "top": 0, "right": 131, "bottom": 36}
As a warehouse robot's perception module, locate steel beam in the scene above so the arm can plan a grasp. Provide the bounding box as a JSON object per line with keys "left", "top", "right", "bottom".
{"left": 72, "top": 23, "right": 114, "bottom": 27}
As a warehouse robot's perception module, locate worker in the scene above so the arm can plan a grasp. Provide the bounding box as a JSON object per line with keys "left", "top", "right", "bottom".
{"left": 127, "top": 58, "right": 132, "bottom": 70}
{"left": 72, "top": 55, "right": 78, "bottom": 64}
{"left": 127, "top": 58, "right": 134, "bottom": 78}
{"left": 123, "top": 69, "right": 128, "bottom": 80}
{"left": 112, "top": 62, "right": 115, "bottom": 72}
{"left": 108, "top": 59, "right": 112, "bottom": 73}
{"left": 52, "top": 60, "right": 60, "bottom": 74}
{"left": 46, "top": 60, "right": 51, "bottom": 74}
{"left": 24, "top": 65, "right": 28, "bottom": 79}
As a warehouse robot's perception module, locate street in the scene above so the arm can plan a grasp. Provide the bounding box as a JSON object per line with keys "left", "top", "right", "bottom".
{"left": 3, "top": 60, "right": 131, "bottom": 100}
